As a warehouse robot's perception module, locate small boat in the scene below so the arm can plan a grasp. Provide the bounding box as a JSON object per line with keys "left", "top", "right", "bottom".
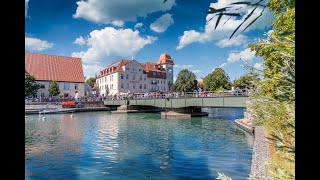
{"left": 39, "top": 108, "right": 75, "bottom": 114}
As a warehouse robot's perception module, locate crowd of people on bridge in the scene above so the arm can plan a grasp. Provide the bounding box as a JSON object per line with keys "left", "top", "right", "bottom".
{"left": 26, "top": 87, "right": 247, "bottom": 103}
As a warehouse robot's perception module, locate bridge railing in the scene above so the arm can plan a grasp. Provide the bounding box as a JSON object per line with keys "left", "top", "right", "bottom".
{"left": 105, "top": 90, "right": 249, "bottom": 101}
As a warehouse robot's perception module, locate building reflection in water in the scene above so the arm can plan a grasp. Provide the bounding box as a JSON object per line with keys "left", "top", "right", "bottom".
{"left": 25, "top": 114, "right": 84, "bottom": 178}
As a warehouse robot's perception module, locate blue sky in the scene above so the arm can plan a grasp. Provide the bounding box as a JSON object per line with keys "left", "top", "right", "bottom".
{"left": 25, "top": 0, "right": 274, "bottom": 81}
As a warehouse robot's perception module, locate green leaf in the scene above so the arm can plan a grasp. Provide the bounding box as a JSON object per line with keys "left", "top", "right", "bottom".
{"left": 224, "top": 13, "right": 241, "bottom": 16}
{"left": 230, "top": 2, "right": 252, "bottom": 5}
{"left": 229, "top": 6, "right": 258, "bottom": 39}
{"left": 223, "top": 17, "right": 231, "bottom": 25}
{"left": 242, "top": 7, "right": 265, "bottom": 32}
{"left": 208, "top": 7, "right": 227, "bottom": 14}
{"left": 215, "top": 13, "right": 223, "bottom": 29}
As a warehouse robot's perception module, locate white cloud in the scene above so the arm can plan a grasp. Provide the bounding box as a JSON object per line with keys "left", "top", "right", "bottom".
{"left": 150, "top": 13, "right": 174, "bottom": 33}
{"left": 73, "top": 0, "right": 176, "bottom": 25}
{"left": 177, "top": 0, "right": 274, "bottom": 49}
{"left": 174, "top": 64, "right": 194, "bottom": 69}
{"left": 71, "top": 51, "right": 86, "bottom": 58}
{"left": 253, "top": 62, "right": 264, "bottom": 70}
{"left": 25, "top": 0, "right": 29, "bottom": 18}
{"left": 71, "top": 27, "right": 157, "bottom": 63}
{"left": 73, "top": 36, "right": 86, "bottom": 46}
{"left": 192, "top": 70, "right": 203, "bottom": 74}
{"left": 134, "top": 23, "right": 143, "bottom": 29}
{"left": 25, "top": 37, "right": 54, "bottom": 51}
{"left": 82, "top": 63, "right": 104, "bottom": 78}
{"left": 216, "top": 35, "right": 248, "bottom": 48}
{"left": 219, "top": 48, "right": 256, "bottom": 67}
{"left": 177, "top": 30, "right": 201, "bottom": 49}
{"left": 111, "top": 20, "right": 124, "bottom": 27}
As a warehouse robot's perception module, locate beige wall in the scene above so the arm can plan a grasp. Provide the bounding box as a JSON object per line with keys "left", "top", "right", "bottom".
{"left": 96, "top": 61, "right": 175, "bottom": 95}
{"left": 119, "top": 61, "right": 148, "bottom": 94}
{"left": 35, "top": 81, "right": 84, "bottom": 98}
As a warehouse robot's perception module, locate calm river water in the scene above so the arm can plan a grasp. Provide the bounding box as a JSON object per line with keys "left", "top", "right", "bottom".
{"left": 25, "top": 108, "right": 253, "bottom": 179}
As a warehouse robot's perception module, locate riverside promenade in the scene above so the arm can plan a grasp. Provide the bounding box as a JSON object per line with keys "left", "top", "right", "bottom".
{"left": 25, "top": 101, "right": 111, "bottom": 114}
{"left": 235, "top": 119, "right": 271, "bottom": 179}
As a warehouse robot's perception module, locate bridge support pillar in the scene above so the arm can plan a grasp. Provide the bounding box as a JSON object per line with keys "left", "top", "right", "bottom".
{"left": 112, "top": 105, "right": 163, "bottom": 114}
{"left": 161, "top": 107, "right": 208, "bottom": 119}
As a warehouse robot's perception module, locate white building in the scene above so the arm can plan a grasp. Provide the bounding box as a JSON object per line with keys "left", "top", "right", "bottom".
{"left": 96, "top": 53, "right": 174, "bottom": 97}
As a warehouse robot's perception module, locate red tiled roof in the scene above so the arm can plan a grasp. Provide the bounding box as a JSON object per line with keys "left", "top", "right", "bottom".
{"left": 157, "top": 53, "right": 174, "bottom": 65}
{"left": 25, "top": 52, "right": 84, "bottom": 83}
{"left": 142, "top": 62, "right": 166, "bottom": 79}
{"left": 142, "top": 62, "right": 166, "bottom": 72}
{"left": 98, "top": 59, "right": 132, "bottom": 78}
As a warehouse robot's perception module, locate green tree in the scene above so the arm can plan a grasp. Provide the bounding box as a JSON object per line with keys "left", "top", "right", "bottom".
{"left": 204, "top": 68, "right": 230, "bottom": 91}
{"left": 234, "top": 73, "right": 259, "bottom": 89}
{"left": 86, "top": 77, "right": 96, "bottom": 87}
{"left": 172, "top": 69, "right": 197, "bottom": 92}
{"left": 201, "top": 0, "right": 295, "bottom": 178}
{"left": 249, "top": 0, "right": 295, "bottom": 98}
{"left": 48, "top": 81, "right": 60, "bottom": 97}
{"left": 25, "top": 74, "right": 40, "bottom": 97}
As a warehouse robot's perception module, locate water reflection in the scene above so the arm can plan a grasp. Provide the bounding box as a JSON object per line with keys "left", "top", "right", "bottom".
{"left": 26, "top": 109, "right": 252, "bottom": 179}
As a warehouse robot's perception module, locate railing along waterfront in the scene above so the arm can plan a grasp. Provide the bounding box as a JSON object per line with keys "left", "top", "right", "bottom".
{"left": 105, "top": 90, "right": 249, "bottom": 101}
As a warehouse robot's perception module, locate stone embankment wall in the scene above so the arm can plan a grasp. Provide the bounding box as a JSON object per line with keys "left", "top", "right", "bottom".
{"left": 236, "top": 105, "right": 272, "bottom": 179}
{"left": 25, "top": 101, "right": 105, "bottom": 110}
{"left": 250, "top": 126, "right": 272, "bottom": 180}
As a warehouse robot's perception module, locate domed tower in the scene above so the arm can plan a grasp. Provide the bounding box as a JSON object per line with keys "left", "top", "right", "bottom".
{"left": 157, "top": 53, "right": 174, "bottom": 92}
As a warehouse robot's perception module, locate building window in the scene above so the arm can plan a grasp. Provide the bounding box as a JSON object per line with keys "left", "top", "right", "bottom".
{"left": 158, "top": 73, "right": 161, "bottom": 78}
{"left": 144, "top": 76, "right": 146, "bottom": 81}
{"left": 126, "top": 83, "right": 129, "bottom": 90}
{"left": 126, "top": 67, "right": 130, "bottom": 71}
{"left": 139, "top": 69, "right": 142, "bottom": 72}
{"left": 64, "top": 83, "right": 70, "bottom": 90}
{"left": 111, "top": 84, "right": 113, "bottom": 90}
{"left": 126, "top": 74, "right": 129, "bottom": 80}
{"left": 153, "top": 72, "right": 156, "bottom": 77}
{"left": 40, "top": 93, "right": 45, "bottom": 98}
{"left": 121, "top": 83, "right": 124, "bottom": 89}
{"left": 121, "top": 74, "right": 124, "bottom": 79}
{"left": 140, "top": 75, "right": 142, "bottom": 80}
{"left": 49, "top": 82, "right": 52, "bottom": 88}
{"left": 133, "top": 75, "right": 136, "bottom": 80}
{"left": 133, "top": 84, "right": 136, "bottom": 89}
{"left": 105, "top": 77, "right": 107, "bottom": 82}
{"left": 140, "top": 84, "right": 142, "bottom": 89}
{"left": 75, "top": 84, "right": 78, "bottom": 90}
{"left": 133, "top": 67, "right": 135, "bottom": 72}
{"left": 105, "top": 85, "right": 107, "bottom": 91}
{"left": 37, "top": 82, "right": 45, "bottom": 89}
{"left": 144, "top": 84, "right": 146, "bottom": 89}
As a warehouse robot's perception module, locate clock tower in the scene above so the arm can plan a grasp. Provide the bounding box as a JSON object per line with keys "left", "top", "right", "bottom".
{"left": 157, "top": 53, "right": 174, "bottom": 92}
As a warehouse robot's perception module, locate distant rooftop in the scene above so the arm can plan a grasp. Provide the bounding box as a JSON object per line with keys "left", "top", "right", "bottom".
{"left": 25, "top": 52, "right": 84, "bottom": 83}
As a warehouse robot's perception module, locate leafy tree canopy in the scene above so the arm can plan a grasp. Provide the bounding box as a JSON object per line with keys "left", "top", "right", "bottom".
{"left": 86, "top": 77, "right": 96, "bottom": 87}
{"left": 234, "top": 73, "right": 260, "bottom": 89}
{"left": 25, "top": 74, "right": 40, "bottom": 97}
{"left": 173, "top": 69, "right": 197, "bottom": 92}
{"left": 48, "top": 81, "right": 60, "bottom": 97}
{"left": 203, "top": 68, "right": 230, "bottom": 91}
